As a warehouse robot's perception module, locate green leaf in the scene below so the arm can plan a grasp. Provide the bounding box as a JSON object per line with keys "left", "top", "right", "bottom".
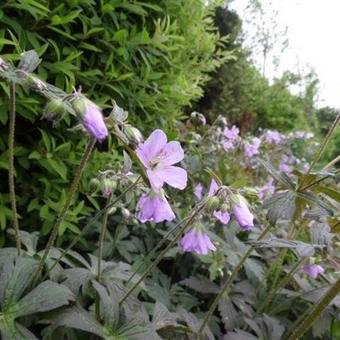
{"left": 259, "top": 159, "right": 296, "bottom": 190}
{"left": 297, "top": 191, "right": 334, "bottom": 216}
{"left": 10, "top": 281, "right": 74, "bottom": 318}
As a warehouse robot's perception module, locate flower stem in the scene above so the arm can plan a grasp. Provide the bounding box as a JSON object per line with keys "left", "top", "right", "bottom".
{"left": 95, "top": 196, "right": 111, "bottom": 320}
{"left": 8, "top": 82, "right": 21, "bottom": 255}
{"left": 42, "top": 176, "right": 141, "bottom": 281}
{"left": 198, "top": 223, "right": 272, "bottom": 337}
{"left": 287, "top": 277, "right": 340, "bottom": 340}
{"left": 32, "top": 138, "right": 96, "bottom": 285}
{"left": 119, "top": 201, "right": 208, "bottom": 307}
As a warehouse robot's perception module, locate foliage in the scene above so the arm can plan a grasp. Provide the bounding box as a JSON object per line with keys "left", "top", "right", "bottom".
{"left": 0, "top": 0, "right": 227, "bottom": 243}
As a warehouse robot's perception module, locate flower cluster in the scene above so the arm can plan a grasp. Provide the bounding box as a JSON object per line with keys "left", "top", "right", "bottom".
{"left": 135, "top": 129, "right": 187, "bottom": 223}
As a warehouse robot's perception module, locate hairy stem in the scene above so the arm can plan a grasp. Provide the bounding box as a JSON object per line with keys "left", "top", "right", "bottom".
{"left": 198, "top": 224, "right": 272, "bottom": 337}
{"left": 119, "top": 201, "right": 208, "bottom": 307}
{"left": 95, "top": 196, "right": 111, "bottom": 320}
{"left": 32, "top": 138, "right": 96, "bottom": 285}
{"left": 8, "top": 83, "right": 21, "bottom": 255}
{"left": 287, "top": 277, "right": 340, "bottom": 340}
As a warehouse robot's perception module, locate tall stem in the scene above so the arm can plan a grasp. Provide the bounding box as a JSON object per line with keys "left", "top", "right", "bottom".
{"left": 287, "top": 277, "right": 340, "bottom": 340}
{"left": 8, "top": 83, "right": 21, "bottom": 255}
{"left": 95, "top": 196, "right": 111, "bottom": 320}
{"left": 32, "top": 138, "right": 96, "bottom": 285}
{"left": 198, "top": 224, "right": 272, "bottom": 337}
{"left": 119, "top": 201, "right": 208, "bottom": 307}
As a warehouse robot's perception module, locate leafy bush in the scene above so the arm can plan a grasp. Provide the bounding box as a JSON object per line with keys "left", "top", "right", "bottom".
{"left": 0, "top": 0, "right": 227, "bottom": 242}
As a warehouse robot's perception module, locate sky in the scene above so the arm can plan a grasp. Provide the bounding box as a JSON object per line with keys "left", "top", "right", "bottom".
{"left": 230, "top": 0, "right": 340, "bottom": 108}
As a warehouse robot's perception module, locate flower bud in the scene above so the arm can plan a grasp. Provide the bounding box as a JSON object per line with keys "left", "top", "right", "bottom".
{"left": 207, "top": 196, "right": 220, "bottom": 212}
{"left": 124, "top": 126, "right": 144, "bottom": 145}
{"left": 101, "top": 178, "right": 117, "bottom": 197}
{"left": 220, "top": 203, "right": 229, "bottom": 213}
{"left": 72, "top": 96, "right": 108, "bottom": 141}
{"left": 26, "top": 74, "right": 47, "bottom": 91}
{"left": 231, "top": 194, "right": 254, "bottom": 231}
{"left": 108, "top": 206, "right": 117, "bottom": 215}
{"left": 0, "top": 57, "right": 8, "bottom": 71}
{"left": 42, "top": 98, "right": 66, "bottom": 121}
{"left": 121, "top": 208, "right": 130, "bottom": 219}
{"left": 89, "top": 178, "right": 100, "bottom": 191}
{"left": 190, "top": 111, "right": 206, "bottom": 126}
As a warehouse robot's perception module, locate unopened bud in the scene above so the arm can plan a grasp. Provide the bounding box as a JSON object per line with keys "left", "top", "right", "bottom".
{"left": 0, "top": 57, "right": 8, "bottom": 71}
{"left": 108, "top": 207, "right": 117, "bottom": 215}
{"left": 26, "top": 74, "right": 47, "bottom": 91}
{"left": 207, "top": 196, "right": 220, "bottom": 212}
{"left": 89, "top": 178, "right": 100, "bottom": 191}
{"left": 43, "top": 98, "right": 66, "bottom": 121}
{"left": 220, "top": 203, "right": 229, "bottom": 213}
{"left": 124, "top": 126, "right": 144, "bottom": 145}
{"left": 190, "top": 111, "right": 206, "bottom": 126}
{"left": 101, "top": 178, "right": 117, "bottom": 198}
{"left": 121, "top": 208, "right": 130, "bottom": 219}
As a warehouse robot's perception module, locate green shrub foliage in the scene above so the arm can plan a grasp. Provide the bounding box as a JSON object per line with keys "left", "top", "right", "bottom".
{"left": 0, "top": 0, "right": 226, "bottom": 242}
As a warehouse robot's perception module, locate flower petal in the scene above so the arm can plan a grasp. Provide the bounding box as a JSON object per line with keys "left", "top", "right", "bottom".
{"left": 147, "top": 169, "right": 164, "bottom": 190}
{"left": 159, "top": 141, "right": 185, "bottom": 166}
{"left": 154, "top": 166, "right": 187, "bottom": 190}
{"left": 136, "top": 129, "right": 167, "bottom": 167}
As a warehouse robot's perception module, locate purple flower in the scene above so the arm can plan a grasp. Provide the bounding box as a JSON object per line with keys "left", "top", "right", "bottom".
{"left": 136, "top": 190, "right": 175, "bottom": 223}
{"left": 213, "top": 210, "right": 230, "bottom": 224}
{"left": 231, "top": 194, "right": 254, "bottom": 231}
{"left": 180, "top": 227, "right": 216, "bottom": 255}
{"left": 302, "top": 264, "right": 324, "bottom": 279}
{"left": 72, "top": 97, "right": 109, "bottom": 141}
{"left": 208, "top": 179, "right": 219, "bottom": 197}
{"left": 244, "top": 137, "right": 261, "bottom": 158}
{"left": 136, "top": 130, "right": 187, "bottom": 191}
{"left": 224, "top": 125, "right": 239, "bottom": 140}
{"left": 222, "top": 140, "right": 236, "bottom": 151}
{"left": 194, "top": 183, "right": 204, "bottom": 200}
{"left": 264, "top": 130, "right": 283, "bottom": 144}
{"left": 279, "top": 155, "right": 293, "bottom": 173}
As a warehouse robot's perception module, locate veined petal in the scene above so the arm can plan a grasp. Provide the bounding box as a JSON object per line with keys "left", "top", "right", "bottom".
{"left": 153, "top": 194, "right": 176, "bottom": 222}
{"left": 155, "top": 166, "right": 187, "bottom": 190}
{"left": 147, "top": 169, "right": 164, "bottom": 190}
{"left": 159, "top": 141, "right": 185, "bottom": 166}
{"left": 136, "top": 130, "right": 167, "bottom": 167}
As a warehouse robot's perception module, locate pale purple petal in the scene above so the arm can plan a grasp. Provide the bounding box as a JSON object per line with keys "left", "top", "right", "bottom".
{"left": 154, "top": 165, "right": 187, "bottom": 190}
{"left": 194, "top": 183, "right": 204, "bottom": 200}
{"left": 146, "top": 169, "right": 165, "bottom": 191}
{"left": 82, "top": 102, "right": 108, "bottom": 141}
{"left": 136, "top": 129, "right": 167, "bottom": 167}
{"left": 213, "top": 210, "right": 230, "bottom": 224}
{"left": 208, "top": 179, "right": 219, "bottom": 197}
{"left": 180, "top": 229, "right": 216, "bottom": 255}
{"left": 232, "top": 195, "right": 254, "bottom": 231}
{"left": 302, "top": 264, "right": 324, "bottom": 279}
{"left": 136, "top": 191, "right": 175, "bottom": 223}
{"left": 159, "top": 141, "right": 185, "bottom": 166}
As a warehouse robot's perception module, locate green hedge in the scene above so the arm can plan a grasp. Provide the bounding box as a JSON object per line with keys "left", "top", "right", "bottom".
{"left": 0, "top": 0, "right": 227, "bottom": 244}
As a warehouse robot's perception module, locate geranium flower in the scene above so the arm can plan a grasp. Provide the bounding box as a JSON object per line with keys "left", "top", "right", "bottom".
{"left": 244, "top": 137, "right": 261, "bottom": 158}
{"left": 224, "top": 125, "right": 239, "bottom": 140}
{"left": 136, "top": 130, "right": 187, "bottom": 191}
{"left": 180, "top": 227, "right": 216, "bottom": 255}
{"left": 258, "top": 178, "right": 275, "bottom": 200}
{"left": 136, "top": 190, "right": 175, "bottom": 223}
{"left": 302, "top": 264, "right": 324, "bottom": 279}
{"left": 264, "top": 130, "right": 283, "bottom": 144}
{"left": 231, "top": 194, "right": 254, "bottom": 231}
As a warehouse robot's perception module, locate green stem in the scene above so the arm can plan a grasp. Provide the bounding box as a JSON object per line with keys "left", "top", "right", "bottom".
{"left": 42, "top": 176, "right": 141, "bottom": 281}
{"left": 322, "top": 154, "right": 340, "bottom": 170}
{"left": 8, "top": 83, "right": 21, "bottom": 255}
{"left": 95, "top": 196, "right": 111, "bottom": 320}
{"left": 198, "top": 224, "right": 272, "bottom": 337}
{"left": 286, "top": 277, "right": 340, "bottom": 340}
{"left": 32, "top": 138, "right": 96, "bottom": 285}
{"left": 119, "top": 201, "right": 208, "bottom": 307}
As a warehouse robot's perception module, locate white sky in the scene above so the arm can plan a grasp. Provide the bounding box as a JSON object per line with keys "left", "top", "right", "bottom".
{"left": 230, "top": 0, "right": 340, "bottom": 108}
